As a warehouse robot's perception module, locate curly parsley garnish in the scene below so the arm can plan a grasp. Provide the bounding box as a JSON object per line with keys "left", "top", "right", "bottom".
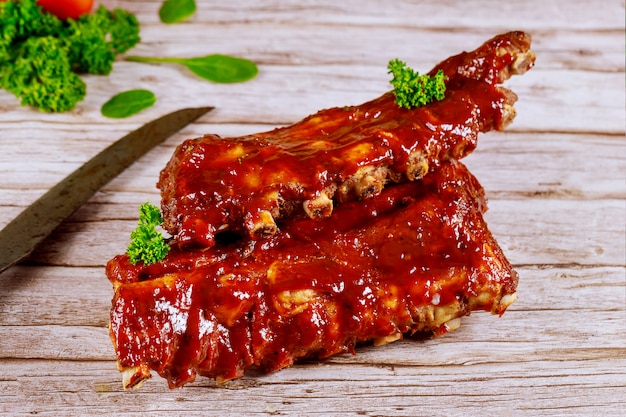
{"left": 387, "top": 58, "right": 446, "bottom": 109}
{"left": 0, "top": 0, "right": 140, "bottom": 112}
{"left": 127, "top": 202, "right": 170, "bottom": 265}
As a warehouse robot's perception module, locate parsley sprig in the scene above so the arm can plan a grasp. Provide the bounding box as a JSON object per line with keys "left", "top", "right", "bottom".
{"left": 387, "top": 58, "right": 446, "bottom": 109}
{"left": 127, "top": 202, "right": 170, "bottom": 265}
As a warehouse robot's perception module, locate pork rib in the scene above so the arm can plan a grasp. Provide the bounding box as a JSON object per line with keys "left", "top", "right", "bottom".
{"left": 108, "top": 161, "right": 518, "bottom": 389}
{"left": 158, "top": 31, "right": 535, "bottom": 248}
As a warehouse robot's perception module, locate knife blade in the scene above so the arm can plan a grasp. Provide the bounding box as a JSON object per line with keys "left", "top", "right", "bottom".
{"left": 0, "top": 106, "right": 214, "bottom": 274}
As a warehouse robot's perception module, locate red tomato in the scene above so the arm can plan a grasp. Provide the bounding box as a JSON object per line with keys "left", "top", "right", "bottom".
{"left": 37, "top": 0, "right": 94, "bottom": 20}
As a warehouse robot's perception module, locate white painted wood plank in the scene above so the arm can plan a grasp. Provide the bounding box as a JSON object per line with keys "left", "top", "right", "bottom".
{"left": 129, "top": 24, "right": 625, "bottom": 71}
{"left": 109, "top": 0, "right": 625, "bottom": 31}
{"left": 1, "top": 358, "right": 625, "bottom": 416}
{"left": 1, "top": 64, "right": 622, "bottom": 132}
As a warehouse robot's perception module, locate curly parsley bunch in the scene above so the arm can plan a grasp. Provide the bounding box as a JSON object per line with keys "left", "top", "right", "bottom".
{"left": 127, "top": 203, "right": 171, "bottom": 266}
{"left": 388, "top": 58, "right": 447, "bottom": 109}
{"left": 0, "top": 0, "right": 140, "bottom": 112}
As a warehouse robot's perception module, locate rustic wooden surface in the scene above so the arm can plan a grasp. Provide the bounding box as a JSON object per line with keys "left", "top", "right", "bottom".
{"left": 1, "top": 1, "right": 625, "bottom": 416}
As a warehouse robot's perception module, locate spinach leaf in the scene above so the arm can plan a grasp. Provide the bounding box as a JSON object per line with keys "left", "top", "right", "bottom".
{"left": 101, "top": 89, "right": 156, "bottom": 118}
{"left": 159, "top": 0, "right": 196, "bottom": 24}
{"left": 126, "top": 54, "right": 258, "bottom": 83}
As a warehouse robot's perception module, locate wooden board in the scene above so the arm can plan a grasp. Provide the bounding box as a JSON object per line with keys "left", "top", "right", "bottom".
{"left": 0, "top": 0, "right": 624, "bottom": 415}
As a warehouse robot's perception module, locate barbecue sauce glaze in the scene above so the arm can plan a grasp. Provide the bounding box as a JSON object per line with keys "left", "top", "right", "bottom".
{"left": 157, "top": 32, "right": 533, "bottom": 248}
{"left": 107, "top": 31, "right": 532, "bottom": 388}
{"left": 108, "top": 162, "right": 518, "bottom": 388}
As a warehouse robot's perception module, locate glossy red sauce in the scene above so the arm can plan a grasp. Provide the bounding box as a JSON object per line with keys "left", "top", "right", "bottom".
{"left": 157, "top": 32, "right": 532, "bottom": 248}
{"left": 108, "top": 162, "right": 518, "bottom": 388}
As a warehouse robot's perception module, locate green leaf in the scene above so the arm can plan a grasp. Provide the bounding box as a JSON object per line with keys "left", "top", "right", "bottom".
{"left": 101, "top": 89, "right": 156, "bottom": 118}
{"left": 126, "top": 54, "right": 258, "bottom": 84}
{"left": 159, "top": 0, "right": 196, "bottom": 24}
{"left": 181, "top": 54, "right": 258, "bottom": 83}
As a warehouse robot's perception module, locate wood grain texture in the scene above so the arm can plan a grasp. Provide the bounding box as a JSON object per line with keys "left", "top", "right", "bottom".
{"left": 0, "top": 0, "right": 624, "bottom": 415}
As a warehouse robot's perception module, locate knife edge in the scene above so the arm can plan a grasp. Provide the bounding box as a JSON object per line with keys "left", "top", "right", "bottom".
{"left": 0, "top": 106, "right": 214, "bottom": 274}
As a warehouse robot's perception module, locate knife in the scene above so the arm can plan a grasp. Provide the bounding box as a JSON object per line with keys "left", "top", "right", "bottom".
{"left": 0, "top": 106, "right": 214, "bottom": 274}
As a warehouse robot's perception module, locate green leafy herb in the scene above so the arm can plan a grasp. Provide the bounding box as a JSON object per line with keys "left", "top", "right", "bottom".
{"left": 2, "top": 36, "right": 86, "bottom": 112}
{"left": 127, "top": 202, "right": 170, "bottom": 265}
{"left": 387, "top": 58, "right": 446, "bottom": 109}
{"left": 126, "top": 54, "right": 258, "bottom": 83}
{"left": 101, "top": 89, "right": 157, "bottom": 118}
{"left": 159, "top": 0, "right": 197, "bottom": 24}
{"left": 0, "top": 0, "right": 140, "bottom": 112}
{"left": 0, "top": 2, "right": 57, "bottom": 61}
{"left": 64, "top": 6, "right": 141, "bottom": 75}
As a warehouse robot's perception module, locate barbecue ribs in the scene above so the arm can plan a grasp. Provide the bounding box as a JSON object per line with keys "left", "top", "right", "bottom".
{"left": 107, "top": 161, "right": 518, "bottom": 389}
{"left": 106, "top": 31, "right": 533, "bottom": 389}
{"left": 158, "top": 31, "right": 535, "bottom": 248}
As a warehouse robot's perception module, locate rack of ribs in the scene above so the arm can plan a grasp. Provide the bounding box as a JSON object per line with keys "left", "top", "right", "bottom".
{"left": 158, "top": 31, "right": 535, "bottom": 248}
{"left": 106, "top": 31, "right": 534, "bottom": 389}
{"left": 107, "top": 161, "right": 518, "bottom": 389}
